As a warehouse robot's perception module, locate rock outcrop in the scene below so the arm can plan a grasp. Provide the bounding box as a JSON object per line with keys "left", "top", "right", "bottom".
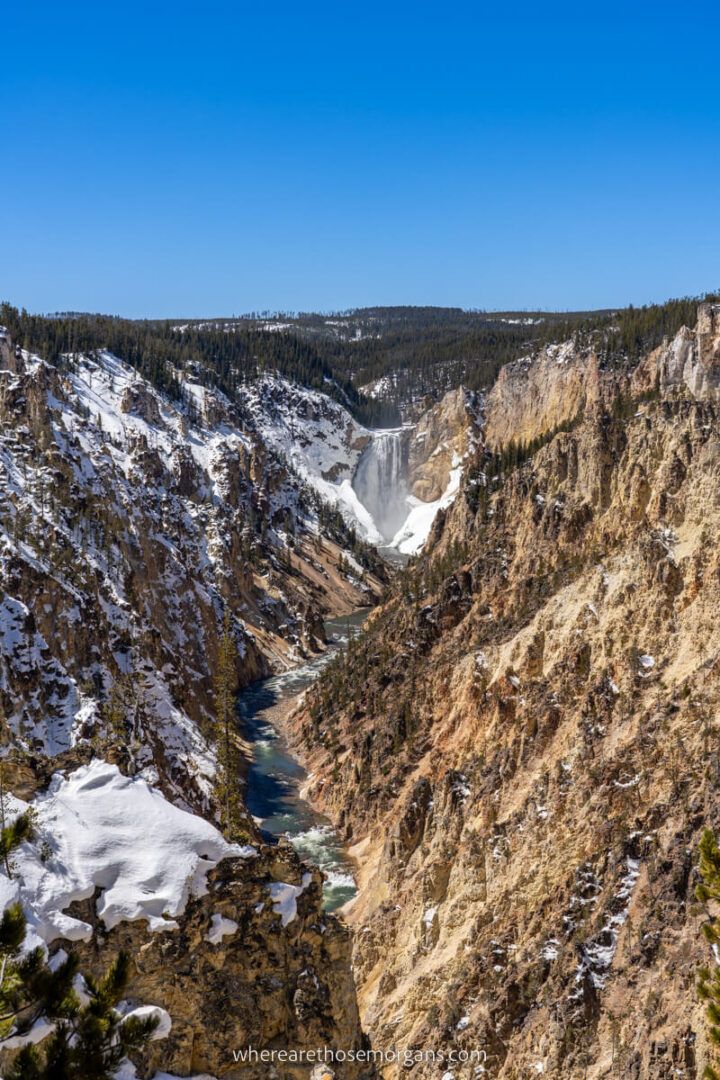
{"left": 632, "top": 302, "right": 720, "bottom": 401}
{"left": 484, "top": 302, "right": 720, "bottom": 457}
{"left": 483, "top": 339, "right": 599, "bottom": 451}
{"left": 406, "top": 387, "right": 478, "bottom": 503}
{"left": 60, "top": 846, "right": 373, "bottom": 1080}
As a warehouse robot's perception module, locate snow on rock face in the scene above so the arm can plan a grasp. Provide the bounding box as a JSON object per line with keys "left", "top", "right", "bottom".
{"left": 267, "top": 872, "right": 313, "bottom": 926}
{"left": 0, "top": 1015, "right": 56, "bottom": 1049}
{"left": 237, "top": 376, "right": 478, "bottom": 554}
{"left": 0, "top": 594, "right": 87, "bottom": 755}
{"left": 2, "top": 760, "right": 255, "bottom": 949}
{"left": 65, "top": 351, "right": 251, "bottom": 480}
{"left": 2, "top": 341, "right": 371, "bottom": 804}
{"left": 236, "top": 375, "right": 384, "bottom": 540}
{"left": 237, "top": 376, "right": 366, "bottom": 483}
{"left": 119, "top": 1003, "right": 173, "bottom": 1041}
{"left": 390, "top": 463, "right": 463, "bottom": 555}
{"left": 204, "top": 911, "right": 239, "bottom": 944}
{"left": 0, "top": 332, "right": 469, "bottom": 816}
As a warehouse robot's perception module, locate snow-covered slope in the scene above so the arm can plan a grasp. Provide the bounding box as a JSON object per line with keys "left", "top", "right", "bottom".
{"left": 0, "top": 332, "right": 379, "bottom": 1077}
{"left": 236, "top": 375, "right": 385, "bottom": 543}
{"left": 391, "top": 460, "right": 464, "bottom": 555}
{"left": 1, "top": 760, "right": 255, "bottom": 950}
{"left": 0, "top": 327, "right": 476, "bottom": 1078}
{"left": 0, "top": 754, "right": 365, "bottom": 1078}
{"left": 0, "top": 334, "right": 473, "bottom": 809}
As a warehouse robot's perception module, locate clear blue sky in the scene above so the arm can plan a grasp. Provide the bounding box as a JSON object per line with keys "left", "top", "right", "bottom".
{"left": 2, "top": 1, "right": 719, "bottom": 316}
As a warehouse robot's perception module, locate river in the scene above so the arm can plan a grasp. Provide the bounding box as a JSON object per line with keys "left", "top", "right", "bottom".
{"left": 238, "top": 608, "right": 369, "bottom": 912}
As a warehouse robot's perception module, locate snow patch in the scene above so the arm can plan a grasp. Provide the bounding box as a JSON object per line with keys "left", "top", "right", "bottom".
{"left": 267, "top": 872, "right": 313, "bottom": 926}
{"left": 391, "top": 465, "right": 463, "bottom": 555}
{"left": 2, "top": 760, "right": 255, "bottom": 949}
{"left": 205, "top": 912, "right": 239, "bottom": 944}
{"left": 120, "top": 1003, "right": 172, "bottom": 1041}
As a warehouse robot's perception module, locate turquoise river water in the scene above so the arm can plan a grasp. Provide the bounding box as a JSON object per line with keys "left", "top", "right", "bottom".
{"left": 238, "top": 609, "right": 368, "bottom": 911}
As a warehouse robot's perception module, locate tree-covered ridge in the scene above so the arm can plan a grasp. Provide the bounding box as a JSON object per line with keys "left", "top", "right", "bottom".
{"left": 540, "top": 293, "right": 720, "bottom": 366}
{"left": 0, "top": 304, "right": 399, "bottom": 428}
{"left": 320, "top": 294, "right": 719, "bottom": 402}
{"left": 243, "top": 306, "right": 581, "bottom": 405}
{"left": 172, "top": 293, "right": 720, "bottom": 410}
{"left": 3, "top": 293, "right": 717, "bottom": 423}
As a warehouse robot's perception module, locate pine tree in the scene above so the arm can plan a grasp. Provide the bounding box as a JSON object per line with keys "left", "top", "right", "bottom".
{"left": 0, "top": 764, "right": 158, "bottom": 1078}
{"left": 0, "top": 916, "right": 78, "bottom": 1051}
{"left": 0, "top": 755, "right": 13, "bottom": 877}
{"left": 1, "top": 908, "right": 158, "bottom": 1080}
{"left": 696, "top": 828, "right": 720, "bottom": 1079}
{"left": 100, "top": 675, "right": 140, "bottom": 751}
{"left": 0, "top": 802, "right": 34, "bottom": 881}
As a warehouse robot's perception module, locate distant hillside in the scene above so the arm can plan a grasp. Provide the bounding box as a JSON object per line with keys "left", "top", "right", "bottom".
{"left": 3, "top": 296, "right": 717, "bottom": 424}
{"left": 249, "top": 299, "right": 720, "bottom": 407}
{"left": 165, "top": 297, "right": 720, "bottom": 412}
{"left": 189, "top": 306, "right": 581, "bottom": 407}
{"left": 0, "top": 304, "right": 400, "bottom": 428}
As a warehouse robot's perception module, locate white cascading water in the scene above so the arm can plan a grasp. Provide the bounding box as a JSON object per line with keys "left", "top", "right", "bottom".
{"left": 352, "top": 430, "right": 410, "bottom": 542}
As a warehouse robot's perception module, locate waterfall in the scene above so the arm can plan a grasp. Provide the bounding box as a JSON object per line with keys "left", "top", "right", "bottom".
{"left": 352, "top": 430, "right": 410, "bottom": 542}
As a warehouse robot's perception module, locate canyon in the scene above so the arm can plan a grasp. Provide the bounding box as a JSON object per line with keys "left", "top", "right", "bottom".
{"left": 1, "top": 302, "right": 719, "bottom": 1079}
{"left": 0, "top": 320, "right": 476, "bottom": 1078}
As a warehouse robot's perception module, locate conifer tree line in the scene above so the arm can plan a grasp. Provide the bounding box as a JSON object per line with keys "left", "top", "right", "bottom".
{"left": 538, "top": 293, "right": 719, "bottom": 366}
{"left": 3, "top": 293, "right": 715, "bottom": 428}
{"left": 213, "top": 608, "right": 245, "bottom": 840}
{"left": 0, "top": 303, "right": 397, "bottom": 428}
{"left": 243, "top": 293, "right": 720, "bottom": 410}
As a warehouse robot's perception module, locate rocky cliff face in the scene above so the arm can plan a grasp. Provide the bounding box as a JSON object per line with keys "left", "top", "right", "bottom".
{"left": 87, "top": 845, "right": 368, "bottom": 1080}
{"left": 295, "top": 308, "right": 720, "bottom": 1078}
{"left": 483, "top": 339, "right": 601, "bottom": 452}
{"left": 0, "top": 758, "right": 374, "bottom": 1080}
{"left": 349, "top": 388, "right": 480, "bottom": 554}
{"left": 484, "top": 303, "right": 720, "bottom": 456}
{"left": 406, "top": 387, "right": 478, "bottom": 503}
{"left": 233, "top": 376, "right": 479, "bottom": 557}
{"left": 53, "top": 845, "right": 369, "bottom": 1080}
{"left": 632, "top": 302, "right": 720, "bottom": 402}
